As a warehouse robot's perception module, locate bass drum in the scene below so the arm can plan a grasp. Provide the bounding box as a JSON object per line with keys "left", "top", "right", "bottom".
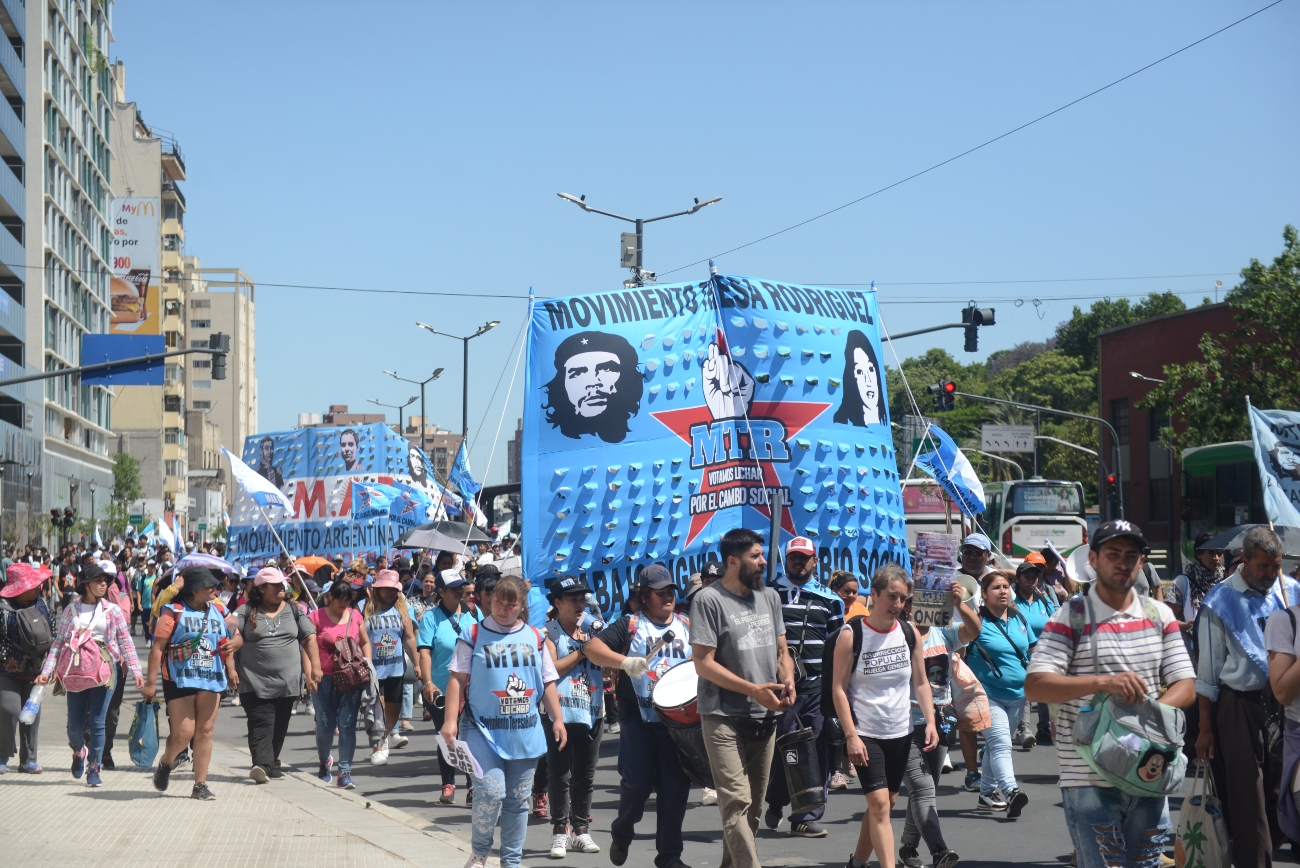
{"left": 651, "top": 660, "right": 714, "bottom": 789}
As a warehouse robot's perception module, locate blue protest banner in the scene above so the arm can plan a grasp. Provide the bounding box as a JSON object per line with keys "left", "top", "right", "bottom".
{"left": 523, "top": 274, "right": 908, "bottom": 615}
{"left": 1248, "top": 399, "right": 1300, "bottom": 527}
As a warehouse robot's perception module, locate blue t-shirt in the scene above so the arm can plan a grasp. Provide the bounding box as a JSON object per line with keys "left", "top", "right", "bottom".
{"left": 967, "top": 609, "right": 1032, "bottom": 702}
{"left": 417, "top": 605, "right": 477, "bottom": 691}
{"left": 1014, "top": 592, "right": 1057, "bottom": 645}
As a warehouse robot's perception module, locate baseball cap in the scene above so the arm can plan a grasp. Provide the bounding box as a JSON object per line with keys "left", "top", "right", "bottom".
{"left": 1016, "top": 553, "right": 1046, "bottom": 575}
{"left": 436, "top": 569, "right": 468, "bottom": 590}
{"left": 962, "top": 533, "right": 993, "bottom": 552}
{"left": 700, "top": 559, "right": 725, "bottom": 580}
{"left": 640, "top": 563, "right": 674, "bottom": 590}
{"left": 785, "top": 537, "right": 815, "bottom": 557}
{"left": 1090, "top": 520, "right": 1149, "bottom": 552}
{"left": 255, "top": 567, "right": 289, "bottom": 586}
{"left": 549, "top": 575, "right": 591, "bottom": 600}
{"left": 474, "top": 563, "right": 502, "bottom": 582}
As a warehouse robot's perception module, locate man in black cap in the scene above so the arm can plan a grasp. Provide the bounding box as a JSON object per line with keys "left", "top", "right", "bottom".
{"left": 585, "top": 564, "right": 693, "bottom": 868}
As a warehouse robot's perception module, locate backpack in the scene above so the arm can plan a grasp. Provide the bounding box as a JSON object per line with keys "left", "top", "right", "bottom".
{"left": 329, "top": 609, "right": 370, "bottom": 693}
{"left": 819, "top": 615, "right": 916, "bottom": 719}
{"left": 1, "top": 599, "right": 53, "bottom": 660}
{"left": 55, "top": 605, "right": 113, "bottom": 693}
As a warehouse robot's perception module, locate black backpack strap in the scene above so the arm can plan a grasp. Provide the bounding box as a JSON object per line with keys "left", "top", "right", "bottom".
{"left": 901, "top": 619, "right": 917, "bottom": 655}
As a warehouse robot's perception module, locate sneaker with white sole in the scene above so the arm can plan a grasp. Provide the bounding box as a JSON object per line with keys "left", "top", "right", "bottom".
{"left": 977, "top": 790, "right": 1008, "bottom": 811}
{"left": 1012, "top": 719, "right": 1027, "bottom": 746}
{"left": 550, "top": 832, "right": 568, "bottom": 858}
{"left": 464, "top": 854, "right": 488, "bottom": 868}
{"left": 390, "top": 732, "right": 410, "bottom": 749}
{"left": 829, "top": 771, "right": 849, "bottom": 790}
{"left": 568, "top": 832, "right": 601, "bottom": 853}
{"left": 701, "top": 787, "right": 717, "bottom": 805}
{"left": 370, "top": 738, "right": 389, "bottom": 766}
{"left": 941, "top": 754, "right": 954, "bottom": 773}
{"left": 1021, "top": 732, "right": 1037, "bottom": 751}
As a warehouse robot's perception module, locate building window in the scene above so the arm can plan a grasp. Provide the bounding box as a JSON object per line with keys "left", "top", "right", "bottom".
{"left": 192, "top": 359, "right": 210, "bottom": 369}
{"left": 164, "top": 460, "right": 183, "bottom": 477}
{"left": 190, "top": 299, "right": 210, "bottom": 309}
{"left": 190, "top": 319, "right": 210, "bottom": 329}
{"left": 1110, "top": 398, "right": 1129, "bottom": 446}
{"left": 164, "top": 395, "right": 183, "bottom": 413}
{"left": 192, "top": 400, "right": 211, "bottom": 410}
{"left": 1149, "top": 477, "right": 1171, "bottom": 522}
{"left": 190, "top": 339, "right": 208, "bottom": 349}
{"left": 164, "top": 429, "right": 183, "bottom": 444}
{"left": 1148, "top": 405, "right": 1171, "bottom": 442}
{"left": 193, "top": 380, "right": 211, "bottom": 390}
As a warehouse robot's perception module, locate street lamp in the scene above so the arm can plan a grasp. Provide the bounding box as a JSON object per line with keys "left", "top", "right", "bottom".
{"left": 368, "top": 396, "right": 419, "bottom": 436}
{"left": 557, "top": 193, "right": 722, "bottom": 287}
{"left": 383, "top": 367, "right": 445, "bottom": 454}
{"left": 1129, "top": 371, "right": 1166, "bottom": 384}
{"left": 414, "top": 321, "right": 499, "bottom": 440}
{"left": 88, "top": 482, "right": 96, "bottom": 526}
{"left": 1131, "top": 370, "right": 1178, "bottom": 571}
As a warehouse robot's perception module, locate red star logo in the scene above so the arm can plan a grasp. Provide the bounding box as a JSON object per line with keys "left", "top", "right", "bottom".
{"left": 650, "top": 400, "right": 830, "bottom": 547}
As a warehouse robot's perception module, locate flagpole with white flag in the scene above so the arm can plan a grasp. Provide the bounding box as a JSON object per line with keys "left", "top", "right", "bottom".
{"left": 222, "top": 446, "right": 294, "bottom": 559}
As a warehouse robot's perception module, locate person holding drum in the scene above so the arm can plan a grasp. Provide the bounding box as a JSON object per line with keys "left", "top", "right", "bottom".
{"left": 585, "top": 564, "right": 694, "bottom": 868}
{"left": 541, "top": 576, "right": 605, "bottom": 858}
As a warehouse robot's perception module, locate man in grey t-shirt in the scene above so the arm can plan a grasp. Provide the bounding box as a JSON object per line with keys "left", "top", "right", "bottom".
{"left": 692, "top": 528, "right": 794, "bottom": 868}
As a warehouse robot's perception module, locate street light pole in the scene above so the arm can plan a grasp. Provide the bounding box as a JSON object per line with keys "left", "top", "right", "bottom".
{"left": 368, "top": 396, "right": 419, "bottom": 436}
{"left": 415, "top": 321, "right": 499, "bottom": 441}
{"left": 383, "top": 368, "right": 445, "bottom": 454}
{"left": 557, "top": 193, "right": 722, "bottom": 287}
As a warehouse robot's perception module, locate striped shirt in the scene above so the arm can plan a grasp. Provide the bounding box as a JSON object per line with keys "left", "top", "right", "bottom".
{"left": 1026, "top": 586, "right": 1193, "bottom": 788}
{"left": 774, "top": 576, "right": 844, "bottom": 690}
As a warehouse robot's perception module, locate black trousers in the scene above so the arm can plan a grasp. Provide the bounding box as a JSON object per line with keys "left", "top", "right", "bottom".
{"left": 86, "top": 663, "right": 126, "bottom": 762}
{"left": 1210, "top": 686, "right": 1284, "bottom": 868}
{"left": 429, "top": 700, "right": 464, "bottom": 786}
{"left": 242, "top": 693, "right": 296, "bottom": 771}
{"left": 543, "top": 717, "right": 603, "bottom": 833}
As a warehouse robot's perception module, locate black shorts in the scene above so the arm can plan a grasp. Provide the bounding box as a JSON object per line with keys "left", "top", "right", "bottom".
{"left": 379, "top": 675, "right": 404, "bottom": 704}
{"left": 163, "top": 680, "right": 212, "bottom": 703}
{"left": 855, "top": 733, "right": 912, "bottom": 793}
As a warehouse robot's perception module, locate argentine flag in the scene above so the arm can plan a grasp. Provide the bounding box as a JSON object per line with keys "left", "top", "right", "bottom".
{"left": 915, "top": 424, "right": 986, "bottom": 517}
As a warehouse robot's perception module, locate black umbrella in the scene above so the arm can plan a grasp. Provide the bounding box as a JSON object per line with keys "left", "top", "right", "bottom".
{"left": 1196, "top": 524, "right": 1300, "bottom": 557}
{"left": 395, "top": 520, "right": 492, "bottom": 552}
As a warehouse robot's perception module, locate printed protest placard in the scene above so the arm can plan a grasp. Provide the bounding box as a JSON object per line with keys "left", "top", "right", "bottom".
{"left": 913, "top": 532, "right": 962, "bottom": 627}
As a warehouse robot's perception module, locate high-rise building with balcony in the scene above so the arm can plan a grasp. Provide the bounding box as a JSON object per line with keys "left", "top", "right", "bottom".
{"left": 25, "top": 0, "right": 117, "bottom": 528}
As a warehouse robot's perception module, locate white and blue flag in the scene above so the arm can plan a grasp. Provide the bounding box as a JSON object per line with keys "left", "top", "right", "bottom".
{"left": 223, "top": 446, "right": 292, "bottom": 516}
{"left": 915, "top": 424, "right": 986, "bottom": 517}
{"left": 1248, "top": 399, "right": 1300, "bottom": 527}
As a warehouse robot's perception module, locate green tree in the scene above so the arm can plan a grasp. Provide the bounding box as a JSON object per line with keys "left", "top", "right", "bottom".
{"left": 1054, "top": 291, "right": 1187, "bottom": 369}
{"left": 106, "top": 453, "right": 143, "bottom": 537}
{"left": 1143, "top": 225, "right": 1300, "bottom": 453}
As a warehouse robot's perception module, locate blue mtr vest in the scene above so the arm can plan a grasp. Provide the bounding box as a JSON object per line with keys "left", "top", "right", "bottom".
{"left": 546, "top": 620, "right": 603, "bottom": 727}
{"left": 367, "top": 604, "right": 407, "bottom": 679}
{"left": 627, "top": 613, "right": 691, "bottom": 724}
{"left": 465, "top": 622, "right": 548, "bottom": 760}
{"left": 166, "top": 601, "right": 229, "bottom": 691}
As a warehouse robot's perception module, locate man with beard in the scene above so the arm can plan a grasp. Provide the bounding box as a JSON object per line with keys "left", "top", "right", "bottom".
{"left": 584, "top": 565, "right": 693, "bottom": 868}
{"left": 1025, "top": 520, "right": 1195, "bottom": 868}
{"left": 542, "top": 331, "right": 643, "bottom": 443}
{"left": 692, "top": 528, "right": 795, "bottom": 868}
{"left": 1169, "top": 532, "right": 1226, "bottom": 640}
{"left": 1195, "top": 526, "right": 1297, "bottom": 868}
{"left": 762, "top": 537, "right": 843, "bottom": 838}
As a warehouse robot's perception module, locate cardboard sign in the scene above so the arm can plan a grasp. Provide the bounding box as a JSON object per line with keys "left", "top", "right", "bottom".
{"left": 436, "top": 733, "right": 484, "bottom": 779}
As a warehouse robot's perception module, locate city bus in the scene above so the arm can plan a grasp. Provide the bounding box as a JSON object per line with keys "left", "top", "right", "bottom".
{"left": 982, "top": 479, "right": 1089, "bottom": 564}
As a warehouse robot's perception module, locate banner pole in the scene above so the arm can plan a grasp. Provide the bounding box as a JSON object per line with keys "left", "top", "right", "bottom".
{"left": 767, "top": 487, "right": 783, "bottom": 587}
{"left": 256, "top": 505, "right": 291, "bottom": 560}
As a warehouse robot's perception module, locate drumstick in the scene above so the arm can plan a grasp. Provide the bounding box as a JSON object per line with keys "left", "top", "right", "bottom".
{"left": 644, "top": 629, "right": 676, "bottom": 659}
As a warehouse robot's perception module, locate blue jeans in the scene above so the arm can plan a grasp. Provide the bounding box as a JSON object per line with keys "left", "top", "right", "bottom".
{"left": 980, "top": 696, "right": 1024, "bottom": 796}
{"left": 463, "top": 722, "right": 536, "bottom": 868}
{"left": 1062, "top": 785, "right": 1172, "bottom": 868}
{"left": 611, "top": 711, "right": 691, "bottom": 866}
{"left": 312, "top": 674, "right": 362, "bottom": 772}
{"left": 66, "top": 682, "right": 114, "bottom": 765}
{"left": 399, "top": 681, "right": 413, "bottom": 725}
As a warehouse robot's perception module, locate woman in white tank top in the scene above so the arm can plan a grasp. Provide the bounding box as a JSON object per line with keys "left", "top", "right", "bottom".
{"left": 831, "top": 563, "right": 937, "bottom": 868}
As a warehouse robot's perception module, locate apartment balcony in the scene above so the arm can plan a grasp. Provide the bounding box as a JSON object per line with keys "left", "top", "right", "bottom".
{"left": 0, "top": 89, "right": 21, "bottom": 160}
{"left": 0, "top": 162, "right": 22, "bottom": 219}
{"left": 162, "top": 218, "right": 184, "bottom": 242}
{"left": 161, "top": 282, "right": 183, "bottom": 303}
{"left": 161, "top": 248, "right": 183, "bottom": 272}
{"left": 163, "top": 410, "right": 184, "bottom": 431}
{"left": 0, "top": 216, "right": 20, "bottom": 273}
{"left": 0, "top": 0, "right": 22, "bottom": 46}
{"left": 163, "top": 475, "right": 186, "bottom": 497}
{"left": 161, "top": 146, "right": 185, "bottom": 182}
{"left": 163, "top": 380, "right": 184, "bottom": 398}
{"left": 163, "top": 442, "right": 185, "bottom": 462}
{"left": 0, "top": 27, "right": 22, "bottom": 97}
{"left": 161, "top": 179, "right": 186, "bottom": 211}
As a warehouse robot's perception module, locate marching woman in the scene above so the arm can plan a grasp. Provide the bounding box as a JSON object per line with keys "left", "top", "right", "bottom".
{"left": 966, "top": 569, "right": 1033, "bottom": 819}
{"left": 141, "top": 567, "right": 240, "bottom": 800}
{"left": 441, "top": 575, "right": 567, "bottom": 868}
{"left": 419, "top": 568, "right": 478, "bottom": 804}
{"left": 363, "top": 569, "right": 420, "bottom": 765}
{"left": 36, "top": 564, "right": 143, "bottom": 787}
{"left": 831, "top": 563, "right": 936, "bottom": 868}
{"left": 310, "top": 580, "right": 373, "bottom": 789}
{"left": 542, "top": 576, "right": 605, "bottom": 858}
{"left": 234, "top": 567, "right": 322, "bottom": 782}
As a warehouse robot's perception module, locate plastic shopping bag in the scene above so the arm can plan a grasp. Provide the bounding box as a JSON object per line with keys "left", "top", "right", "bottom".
{"left": 951, "top": 652, "right": 991, "bottom": 733}
{"left": 1175, "top": 761, "right": 1230, "bottom": 868}
{"left": 128, "top": 699, "right": 161, "bottom": 769}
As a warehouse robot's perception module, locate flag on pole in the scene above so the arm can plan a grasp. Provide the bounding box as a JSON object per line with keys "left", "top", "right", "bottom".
{"left": 223, "top": 446, "right": 292, "bottom": 516}
{"left": 915, "top": 424, "right": 987, "bottom": 517}
{"left": 93, "top": 524, "right": 103, "bottom": 549}
{"left": 157, "top": 515, "right": 176, "bottom": 552}
{"left": 1248, "top": 398, "right": 1300, "bottom": 527}
{"left": 139, "top": 521, "right": 155, "bottom": 541}
{"left": 351, "top": 482, "right": 400, "bottom": 521}
{"left": 389, "top": 482, "right": 434, "bottom": 529}
{"left": 449, "top": 442, "right": 485, "bottom": 526}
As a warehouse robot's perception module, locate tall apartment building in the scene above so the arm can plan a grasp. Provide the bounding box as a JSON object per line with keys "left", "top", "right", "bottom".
{"left": 25, "top": 0, "right": 117, "bottom": 526}
{"left": 183, "top": 260, "right": 255, "bottom": 507}
{"left": 506, "top": 417, "right": 522, "bottom": 484}
{"left": 107, "top": 68, "right": 191, "bottom": 530}
{"left": 0, "top": 0, "right": 42, "bottom": 546}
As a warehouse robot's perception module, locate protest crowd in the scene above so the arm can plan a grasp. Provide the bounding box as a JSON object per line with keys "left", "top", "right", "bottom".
{"left": 3, "top": 518, "right": 1300, "bottom": 868}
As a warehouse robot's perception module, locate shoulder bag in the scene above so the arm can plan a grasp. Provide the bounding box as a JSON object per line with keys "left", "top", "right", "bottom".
{"left": 330, "top": 609, "right": 370, "bottom": 693}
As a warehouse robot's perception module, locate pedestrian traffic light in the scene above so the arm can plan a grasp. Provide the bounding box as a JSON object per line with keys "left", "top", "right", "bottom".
{"left": 962, "top": 306, "right": 995, "bottom": 353}
{"left": 1106, "top": 474, "right": 1118, "bottom": 503}
{"left": 208, "top": 332, "right": 230, "bottom": 380}
{"left": 927, "top": 381, "right": 957, "bottom": 411}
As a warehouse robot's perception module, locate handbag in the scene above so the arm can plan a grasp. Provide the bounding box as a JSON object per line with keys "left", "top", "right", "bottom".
{"left": 950, "top": 652, "right": 991, "bottom": 733}
{"left": 1071, "top": 594, "right": 1187, "bottom": 797}
{"left": 330, "top": 610, "right": 370, "bottom": 693}
{"left": 128, "top": 699, "right": 161, "bottom": 768}
{"left": 56, "top": 605, "right": 113, "bottom": 693}
{"left": 1175, "top": 761, "right": 1231, "bottom": 868}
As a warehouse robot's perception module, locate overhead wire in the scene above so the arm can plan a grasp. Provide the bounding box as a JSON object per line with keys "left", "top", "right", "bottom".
{"left": 655, "top": 0, "right": 1288, "bottom": 278}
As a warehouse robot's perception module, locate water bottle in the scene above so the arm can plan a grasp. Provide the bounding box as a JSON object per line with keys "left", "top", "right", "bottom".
{"left": 18, "top": 684, "right": 45, "bottom": 725}
{"left": 578, "top": 613, "right": 605, "bottom": 635}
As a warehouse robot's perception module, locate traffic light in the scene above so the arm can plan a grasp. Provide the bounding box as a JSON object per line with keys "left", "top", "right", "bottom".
{"left": 927, "top": 380, "right": 957, "bottom": 411}
{"left": 208, "top": 332, "right": 230, "bottom": 380}
{"left": 962, "top": 306, "right": 996, "bottom": 353}
{"left": 1105, "top": 474, "right": 1118, "bottom": 503}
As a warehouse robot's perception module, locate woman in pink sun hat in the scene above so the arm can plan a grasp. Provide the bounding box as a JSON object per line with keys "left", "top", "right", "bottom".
{"left": 362, "top": 569, "right": 420, "bottom": 766}
{"left": 0, "top": 563, "right": 55, "bottom": 774}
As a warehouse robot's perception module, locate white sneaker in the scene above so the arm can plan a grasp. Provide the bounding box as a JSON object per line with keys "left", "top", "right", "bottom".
{"left": 390, "top": 732, "right": 410, "bottom": 749}
{"left": 701, "top": 787, "right": 718, "bottom": 806}
{"left": 568, "top": 832, "right": 601, "bottom": 853}
{"left": 941, "top": 754, "right": 954, "bottom": 773}
{"left": 464, "top": 854, "right": 488, "bottom": 868}
{"left": 550, "top": 832, "right": 568, "bottom": 858}
{"left": 1012, "top": 719, "right": 1027, "bottom": 746}
{"left": 371, "top": 738, "right": 390, "bottom": 766}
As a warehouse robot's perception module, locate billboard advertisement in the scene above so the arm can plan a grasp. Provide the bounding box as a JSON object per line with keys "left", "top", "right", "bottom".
{"left": 225, "top": 422, "right": 460, "bottom": 566}
{"left": 522, "top": 273, "right": 909, "bottom": 615}
{"left": 109, "top": 197, "right": 161, "bottom": 335}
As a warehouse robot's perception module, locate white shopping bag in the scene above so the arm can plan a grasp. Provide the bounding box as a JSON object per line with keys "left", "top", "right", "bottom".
{"left": 1175, "top": 761, "right": 1231, "bottom": 868}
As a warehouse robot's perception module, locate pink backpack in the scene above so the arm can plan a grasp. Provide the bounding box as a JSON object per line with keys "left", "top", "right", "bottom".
{"left": 56, "top": 606, "right": 112, "bottom": 692}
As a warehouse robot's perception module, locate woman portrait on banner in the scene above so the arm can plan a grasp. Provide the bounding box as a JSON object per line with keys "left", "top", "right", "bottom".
{"left": 833, "top": 330, "right": 889, "bottom": 429}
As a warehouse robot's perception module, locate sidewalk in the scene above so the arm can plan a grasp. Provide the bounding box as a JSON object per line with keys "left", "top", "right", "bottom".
{"left": 0, "top": 688, "right": 477, "bottom": 867}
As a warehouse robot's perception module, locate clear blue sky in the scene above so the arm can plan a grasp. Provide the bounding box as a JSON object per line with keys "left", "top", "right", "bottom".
{"left": 110, "top": 1, "right": 1298, "bottom": 484}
